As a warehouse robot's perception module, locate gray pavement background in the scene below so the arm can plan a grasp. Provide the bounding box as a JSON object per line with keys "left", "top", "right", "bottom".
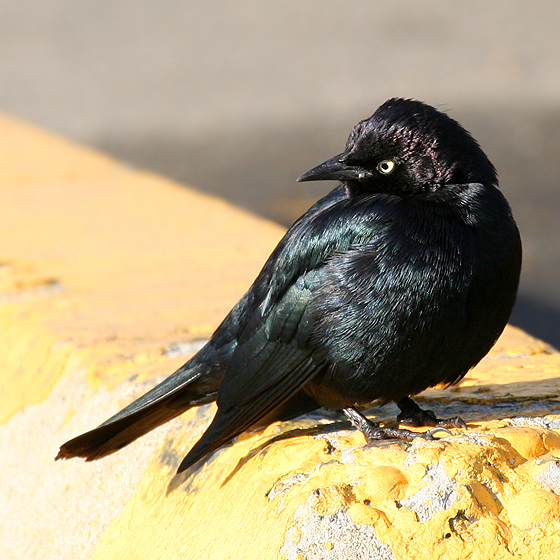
{"left": 1, "top": 1, "right": 559, "bottom": 345}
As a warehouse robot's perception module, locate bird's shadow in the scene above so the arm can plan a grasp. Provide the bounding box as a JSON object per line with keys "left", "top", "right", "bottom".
{"left": 166, "top": 386, "right": 560, "bottom": 494}
{"left": 219, "top": 420, "right": 353, "bottom": 486}
{"left": 165, "top": 419, "right": 353, "bottom": 494}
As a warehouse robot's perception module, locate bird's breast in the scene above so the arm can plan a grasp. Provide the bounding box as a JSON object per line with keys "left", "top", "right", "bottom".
{"left": 304, "top": 187, "right": 520, "bottom": 408}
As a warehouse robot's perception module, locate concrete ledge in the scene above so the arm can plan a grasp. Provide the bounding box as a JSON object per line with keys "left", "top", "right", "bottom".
{"left": 2, "top": 115, "right": 560, "bottom": 560}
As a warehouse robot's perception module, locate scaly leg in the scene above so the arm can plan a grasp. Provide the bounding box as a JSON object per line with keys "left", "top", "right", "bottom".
{"left": 396, "top": 397, "right": 467, "bottom": 429}
{"left": 343, "top": 407, "right": 450, "bottom": 443}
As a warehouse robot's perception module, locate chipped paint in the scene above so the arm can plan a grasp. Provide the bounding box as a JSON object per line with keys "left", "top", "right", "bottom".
{"left": 281, "top": 490, "right": 395, "bottom": 560}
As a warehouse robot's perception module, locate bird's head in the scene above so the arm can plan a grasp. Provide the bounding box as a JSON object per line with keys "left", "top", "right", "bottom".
{"left": 298, "top": 98, "right": 497, "bottom": 196}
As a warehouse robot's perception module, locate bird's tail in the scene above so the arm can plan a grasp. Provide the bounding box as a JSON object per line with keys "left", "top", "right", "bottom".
{"left": 56, "top": 350, "right": 222, "bottom": 462}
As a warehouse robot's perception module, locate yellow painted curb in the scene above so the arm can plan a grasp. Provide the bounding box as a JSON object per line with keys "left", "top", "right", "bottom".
{"left": 2, "top": 114, "right": 560, "bottom": 560}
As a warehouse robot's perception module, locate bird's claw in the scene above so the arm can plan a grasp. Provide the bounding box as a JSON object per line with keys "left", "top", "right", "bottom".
{"left": 396, "top": 397, "right": 467, "bottom": 430}
{"left": 423, "top": 426, "right": 453, "bottom": 439}
{"left": 436, "top": 417, "right": 468, "bottom": 430}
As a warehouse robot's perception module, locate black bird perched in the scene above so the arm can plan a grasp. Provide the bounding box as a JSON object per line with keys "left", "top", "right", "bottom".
{"left": 57, "top": 98, "right": 522, "bottom": 473}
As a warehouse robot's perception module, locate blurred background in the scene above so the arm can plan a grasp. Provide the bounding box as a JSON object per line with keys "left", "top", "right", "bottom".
{"left": 1, "top": 1, "right": 559, "bottom": 346}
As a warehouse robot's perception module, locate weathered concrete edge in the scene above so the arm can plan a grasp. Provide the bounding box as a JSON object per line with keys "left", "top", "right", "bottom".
{"left": 1, "top": 114, "right": 560, "bottom": 560}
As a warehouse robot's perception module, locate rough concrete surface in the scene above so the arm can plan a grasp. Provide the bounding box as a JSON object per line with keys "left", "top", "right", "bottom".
{"left": 3, "top": 117, "right": 560, "bottom": 559}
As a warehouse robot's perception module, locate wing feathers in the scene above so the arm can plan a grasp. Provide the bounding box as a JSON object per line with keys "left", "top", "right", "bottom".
{"left": 177, "top": 355, "right": 318, "bottom": 472}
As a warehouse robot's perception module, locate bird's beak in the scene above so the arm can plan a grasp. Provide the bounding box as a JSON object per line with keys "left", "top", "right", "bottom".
{"left": 297, "top": 152, "right": 373, "bottom": 183}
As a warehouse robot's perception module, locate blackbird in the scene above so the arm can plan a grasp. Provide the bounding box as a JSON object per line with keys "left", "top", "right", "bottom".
{"left": 57, "top": 98, "right": 522, "bottom": 473}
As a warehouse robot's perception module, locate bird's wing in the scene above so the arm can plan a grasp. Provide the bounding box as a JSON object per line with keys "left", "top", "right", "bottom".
{"left": 177, "top": 197, "right": 392, "bottom": 471}
{"left": 216, "top": 195, "right": 393, "bottom": 415}
{"left": 217, "top": 271, "right": 322, "bottom": 411}
{"left": 177, "top": 271, "right": 323, "bottom": 471}
{"left": 56, "top": 189, "right": 356, "bottom": 463}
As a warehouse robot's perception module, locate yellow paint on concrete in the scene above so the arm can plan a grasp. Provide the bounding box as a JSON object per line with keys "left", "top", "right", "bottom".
{"left": 0, "top": 114, "right": 117, "bottom": 186}
{"left": 0, "top": 113, "right": 285, "bottom": 421}
{"left": 4, "top": 113, "right": 560, "bottom": 559}
{"left": 91, "top": 415, "right": 560, "bottom": 560}
{"left": 506, "top": 489, "right": 560, "bottom": 530}
{"left": 495, "top": 426, "right": 560, "bottom": 460}
{"left": 0, "top": 302, "right": 72, "bottom": 422}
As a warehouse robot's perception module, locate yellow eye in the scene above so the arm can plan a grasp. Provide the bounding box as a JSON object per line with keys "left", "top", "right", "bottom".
{"left": 376, "top": 160, "right": 396, "bottom": 175}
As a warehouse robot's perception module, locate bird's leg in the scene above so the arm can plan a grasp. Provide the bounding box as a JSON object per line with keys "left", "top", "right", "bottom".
{"left": 342, "top": 407, "right": 450, "bottom": 443}
{"left": 396, "top": 396, "right": 467, "bottom": 429}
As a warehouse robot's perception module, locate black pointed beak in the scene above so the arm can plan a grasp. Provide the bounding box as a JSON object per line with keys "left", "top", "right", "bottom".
{"left": 297, "top": 152, "right": 373, "bottom": 183}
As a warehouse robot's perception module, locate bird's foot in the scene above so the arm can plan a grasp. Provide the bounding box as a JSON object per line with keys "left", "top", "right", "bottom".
{"left": 396, "top": 396, "right": 467, "bottom": 429}
{"left": 343, "top": 407, "right": 450, "bottom": 444}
